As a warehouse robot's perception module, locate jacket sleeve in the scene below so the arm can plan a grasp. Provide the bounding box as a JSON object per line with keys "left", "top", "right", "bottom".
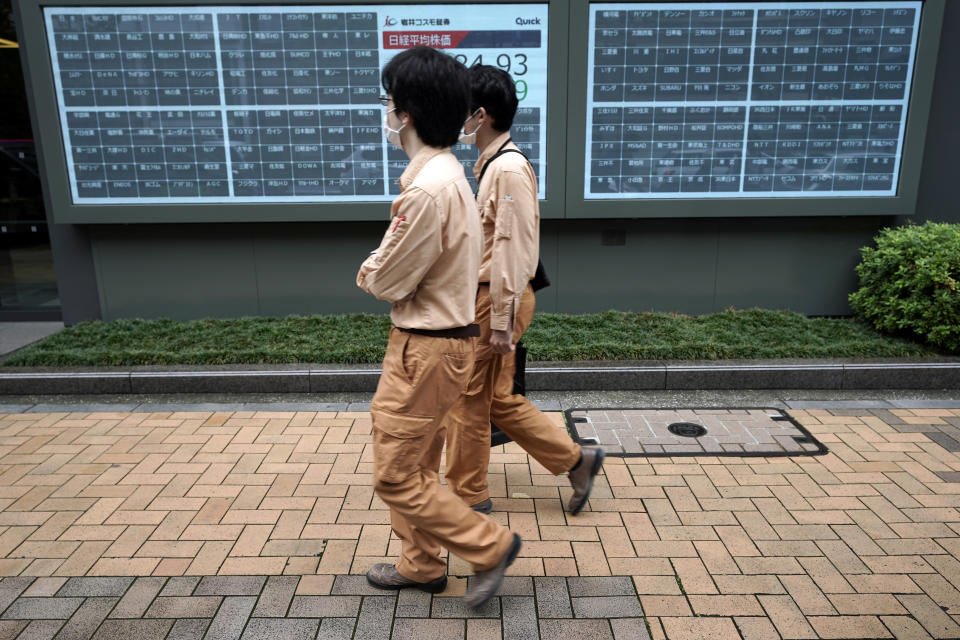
{"left": 488, "top": 167, "right": 538, "bottom": 332}
{"left": 356, "top": 188, "right": 443, "bottom": 303}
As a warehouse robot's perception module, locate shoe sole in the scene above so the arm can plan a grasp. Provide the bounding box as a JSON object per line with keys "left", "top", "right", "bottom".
{"left": 471, "top": 500, "right": 493, "bottom": 514}
{"left": 366, "top": 574, "right": 448, "bottom": 594}
{"left": 466, "top": 533, "right": 522, "bottom": 609}
{"left": 569, "top": 448, "right": 606, "bottom": 515}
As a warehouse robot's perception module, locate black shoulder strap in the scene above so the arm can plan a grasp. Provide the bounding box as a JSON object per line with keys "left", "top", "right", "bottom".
{"left": 475, "top": 137, "right": 550, "bottom": 292}
{"left": 477, "top": 138, "right": 530, "bottom": 188}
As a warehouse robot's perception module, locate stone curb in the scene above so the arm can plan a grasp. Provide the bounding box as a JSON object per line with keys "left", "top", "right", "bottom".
{"left": 1, "top": 360, "right": 958, "bottom": 394}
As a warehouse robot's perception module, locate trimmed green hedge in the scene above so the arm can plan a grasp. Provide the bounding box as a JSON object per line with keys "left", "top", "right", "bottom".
{"left": 3, "top": 309, "right": 938, "bottom": 366}
{"left": 850, "top": 222, "right": 960, "bottom": 352}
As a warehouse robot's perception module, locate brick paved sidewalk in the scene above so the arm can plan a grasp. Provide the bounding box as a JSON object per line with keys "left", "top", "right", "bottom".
{"left": 0, "top": 407, "right": 959, "bottom": 639}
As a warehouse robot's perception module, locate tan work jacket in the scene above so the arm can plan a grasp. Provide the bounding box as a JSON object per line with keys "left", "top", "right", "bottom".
{"left": 473, "top": 132, "right": 540, "bottom": 332}
{"left": 358, "top": 146, "right": 483, "bottom": 330}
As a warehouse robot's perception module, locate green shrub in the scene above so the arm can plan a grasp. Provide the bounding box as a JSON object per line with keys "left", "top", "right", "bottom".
{"left": 849, "top": 222, "right": 960, "bottom": 352}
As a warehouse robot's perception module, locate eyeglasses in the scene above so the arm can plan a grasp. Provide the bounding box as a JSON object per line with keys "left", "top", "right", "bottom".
{"left": 378, "top": 95, "right": 390, "bottom": 107}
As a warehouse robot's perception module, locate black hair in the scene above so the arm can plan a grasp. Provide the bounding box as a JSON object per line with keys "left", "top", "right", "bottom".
{"left": 381, "top": 47, "right": 470, "bottom": 148}
{"left": 467, "top": 64, "right": 518, "bottom": 132}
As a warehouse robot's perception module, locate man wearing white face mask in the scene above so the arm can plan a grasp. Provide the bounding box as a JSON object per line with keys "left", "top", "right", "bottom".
{"left": 445, "top": 65, "right": 605, "bottom": 516}
{"left": 357, "top": 48, "right": 521, "bottom": 610}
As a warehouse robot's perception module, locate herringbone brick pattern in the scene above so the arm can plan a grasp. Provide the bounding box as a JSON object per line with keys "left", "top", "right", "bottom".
{"left": 0, "top": 408, "right": 958, "bottom": 638}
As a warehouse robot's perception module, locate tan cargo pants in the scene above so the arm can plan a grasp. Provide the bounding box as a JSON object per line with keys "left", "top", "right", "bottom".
{"left": 371, "top": 327, "right": 514, "bottom": 582}
{"left": 445, "top": 285, "right": 581, "bottom": 507}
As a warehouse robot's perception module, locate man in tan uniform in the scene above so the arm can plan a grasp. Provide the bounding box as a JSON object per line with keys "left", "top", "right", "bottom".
{"left": 446, "top": 65, "right": 605, "bottom": 515}
{"left": 357, "top": 48, "right": 520, "bottom": 609}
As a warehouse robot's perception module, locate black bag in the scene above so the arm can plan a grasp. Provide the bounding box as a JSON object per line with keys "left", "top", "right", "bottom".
{"left": 512, "top": 341, "right": 528, "bottom": 396}
{"left": 530, "top": 260, "right": 550, "bottom": 292}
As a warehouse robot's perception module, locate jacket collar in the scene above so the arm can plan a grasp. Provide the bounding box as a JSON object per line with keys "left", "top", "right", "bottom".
{"left": 398, "top": 146, "right": 448, "bottom": 190}
{"left": 472, "top": 131, "right": 513, "bottom": 182}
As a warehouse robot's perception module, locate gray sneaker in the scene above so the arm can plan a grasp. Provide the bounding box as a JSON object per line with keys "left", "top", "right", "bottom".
{"left": 470, "top": 499, "right": 493, "bottom": 514}
{"left": 366, "top": 563, "right": 447, "bottom": 593}
{"left": 463, "top": 533, "right": 522, "bottom": 609}
{"left": 566, "top": 447, "right": 606, "bottom": 515}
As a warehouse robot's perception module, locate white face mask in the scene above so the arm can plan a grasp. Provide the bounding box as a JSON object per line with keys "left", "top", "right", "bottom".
{"left": 383, "top": 108, "right": 406, "bottom": 149}
{"left": 458, "top": 109, "right": 482, "bottom": 146}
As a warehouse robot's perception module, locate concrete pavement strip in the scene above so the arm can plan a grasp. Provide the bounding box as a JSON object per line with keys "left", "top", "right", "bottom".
{"left": 1, "top": 359, "right": 958, "bottom": 395}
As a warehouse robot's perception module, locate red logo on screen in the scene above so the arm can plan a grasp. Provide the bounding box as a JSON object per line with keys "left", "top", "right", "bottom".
{"left": 383, "top": 31, "right": 469, "bottom": 49}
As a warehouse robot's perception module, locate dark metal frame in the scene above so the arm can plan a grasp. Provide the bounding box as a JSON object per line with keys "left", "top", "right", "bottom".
{"left": 0, "top": 310, "right": 62, "bottom": 321}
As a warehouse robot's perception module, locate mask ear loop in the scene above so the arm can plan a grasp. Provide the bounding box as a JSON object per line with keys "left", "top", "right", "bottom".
{"left": 384, "top": 107, "right": 407, "bottom": 148}
{"left": 385, "top": 108, "right": 407, "bottom": 132}
{"left": 464, "top": 108, "right": 483, "bottom": 136}
{"left": 386, "top": 107, "right": 406, "bottom": 124}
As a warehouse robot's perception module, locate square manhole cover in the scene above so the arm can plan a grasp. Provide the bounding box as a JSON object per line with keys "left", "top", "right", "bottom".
{"left": 566, "top": 407, "right": 827, "bottom": 458}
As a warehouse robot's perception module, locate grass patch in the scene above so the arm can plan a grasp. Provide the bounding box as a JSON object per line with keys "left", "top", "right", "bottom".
{"left": 3, "top": 309, "right": 941, "bottom": 367}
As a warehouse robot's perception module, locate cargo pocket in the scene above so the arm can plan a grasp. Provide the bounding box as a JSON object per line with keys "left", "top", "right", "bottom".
{"left": 463, "top": 357, "right": 489, "bottom": 398}
{"left": 443, "top": 351, "right": 474, "bottom": 397}
{"left": 371, "top": 410, "right": 433, "bottom": 485}
{"left": 399, "top": 332, "right": 420, "bottom": 385}
{"left": 495, "top": 198, "right": 514, "bottom": 239}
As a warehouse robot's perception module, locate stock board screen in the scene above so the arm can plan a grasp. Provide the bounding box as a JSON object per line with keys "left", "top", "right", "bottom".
{"left": 44, "top": 5, "right": 548, "bottom": 204}
{"left": 584, "top": 2, "right": 921, "bottom": 199}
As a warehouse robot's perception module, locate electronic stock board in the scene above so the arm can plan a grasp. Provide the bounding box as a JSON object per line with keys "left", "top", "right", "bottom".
{"left": 21, "top": 0, "right": 942, "bottom": 220}
{"left": 584, "top": 2, "right": 922, "bottom": 199}
{"left": 43, "top": 4, "right": 548, "bottom": 204}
